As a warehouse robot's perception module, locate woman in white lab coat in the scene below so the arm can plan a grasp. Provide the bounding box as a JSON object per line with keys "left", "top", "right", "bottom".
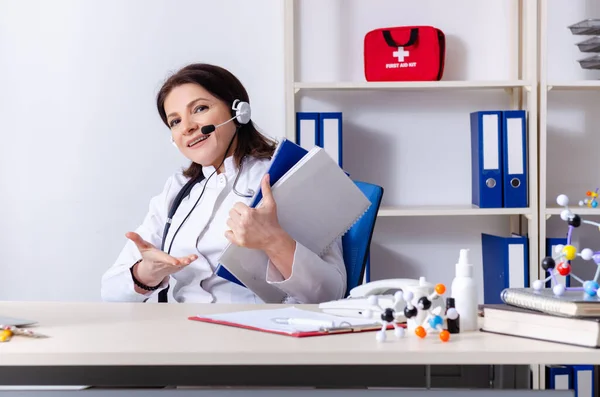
{"left": 100, "top": 63, "right": 347, "bottom": 304}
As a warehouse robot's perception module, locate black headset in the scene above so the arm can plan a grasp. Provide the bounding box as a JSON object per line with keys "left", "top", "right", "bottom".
{"left": 157, "top": 99, "right": 251, "bottom": 303}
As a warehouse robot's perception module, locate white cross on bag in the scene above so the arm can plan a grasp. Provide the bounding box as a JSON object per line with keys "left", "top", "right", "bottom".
{"left": 393, "top": 46, "right": 410, "bottom": 62}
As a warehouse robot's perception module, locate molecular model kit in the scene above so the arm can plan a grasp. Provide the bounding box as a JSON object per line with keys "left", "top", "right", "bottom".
{"left": 364, "top": 283, "right": 459, "bottom": 342}
{"left": 533, "top": 192, "right": 600, "bottom": 297}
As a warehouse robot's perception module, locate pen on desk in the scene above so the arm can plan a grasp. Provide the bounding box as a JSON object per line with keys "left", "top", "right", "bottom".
{"left": 0, "top": 325, "right": 48, "bottom": 339}
{"left": 272, "top": 317, "right": 335, "bottom": 328}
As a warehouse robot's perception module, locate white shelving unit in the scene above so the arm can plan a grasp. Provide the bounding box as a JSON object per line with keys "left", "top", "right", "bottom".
{"left": 377, "top": 205, "right": 531, "bottom": 217}
{"left": 283, "top": 0, "right": 600, "bottom": 391}
{"left": 538, "top": 1, "right": 600, "bottom": 267}
{"left": 283, "top": 0, "right": 541, "bottom": 389}
{"left": 283, "top": 0, "right": 539, "bottom": 264}
{"left": 547, "top": 80, "right": 600, "bottom": 90}
{"left": 294, "top": 80, "right": 529, "bottom": 92}
{"left": 526, "top": 0, "right": 600, "bottom": 391}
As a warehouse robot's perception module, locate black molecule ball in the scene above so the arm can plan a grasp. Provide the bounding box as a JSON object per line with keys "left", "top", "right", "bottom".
{"left": 568, "top": 214, "right": 582, "bottom": 227}
{"left": 380, "top": 308, "right": 395, "bottom": 323}
{"left": 418, "top": 296, "right": 432, "bottom": 310}
{"left": 541, "top": 256, "right": 556, "bottom": 271}
{"left": 404, "top": 306, "right": 418, "bottom": 319}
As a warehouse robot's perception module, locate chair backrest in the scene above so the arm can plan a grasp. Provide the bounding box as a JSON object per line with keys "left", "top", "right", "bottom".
{"left": 342, "top": 180, "right": 384, "bottom": 297}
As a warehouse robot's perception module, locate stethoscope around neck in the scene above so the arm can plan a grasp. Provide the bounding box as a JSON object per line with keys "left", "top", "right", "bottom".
{"left": 232, "top": 156, "right": 254, "bottom": 198}
{"left": 161, "top": 100, "right": 255, "bottom": 254}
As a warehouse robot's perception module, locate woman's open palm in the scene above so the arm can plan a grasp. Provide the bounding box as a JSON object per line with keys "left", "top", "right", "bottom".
{"left": 126, "top": 232, "right": 198, "bottom": 286}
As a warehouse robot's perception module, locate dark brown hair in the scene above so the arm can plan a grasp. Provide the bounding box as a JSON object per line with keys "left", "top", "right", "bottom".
{"left": 156, "top": 63, "right": 277, "bottom": 179}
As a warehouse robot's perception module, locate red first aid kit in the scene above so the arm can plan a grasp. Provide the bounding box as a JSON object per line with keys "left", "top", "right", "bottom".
{"left": 364, "top": 26, "right": 446, "bottom": 82}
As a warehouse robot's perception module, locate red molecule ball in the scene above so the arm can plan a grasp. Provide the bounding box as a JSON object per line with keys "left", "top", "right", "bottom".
{"left": 557, "top": 263, "right": 571, "bottom": 276}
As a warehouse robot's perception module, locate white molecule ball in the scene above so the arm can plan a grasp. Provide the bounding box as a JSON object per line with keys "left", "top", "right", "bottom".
{"left": 394, "top": 291, "right": 404, "bottom": 302}
{"left": 394, "top": 327, "right": 405, "bottom": 338}
{"left": 367, "top": 295, "right": 378, "bottom": 305}
{"left": 554, "top": 244, "right": 565, "bottom": 254}
{"left": 532, "top": 279, "right": 544, "bottom": 291}
{"left": 376, "top": 330, "right": 386, "bottom": 342}
{"left": 579, "top": 200, "right": 585, "bottom": 206}
{"left": 363, "top": 309, "right": 373, "bottom": 319}
{"left": 560, "top": 210, "right": 571, "bottom": 221}
{"left": 403, "top": 290, "right": 414, "bottom": 302}
{"left": 446, "top": 308, "right": 459, "bottom": 320}
{"left": 581, "top": 248, "right": 594, "bottom": 261}
{"left": 557, "top": 194, "right": 569, "bottom": 207}
{"left": 553, "top": 284, "right": 566, "bottom": 296}
{"left": 597, "top": 288, "right": 600, "bottom": 298}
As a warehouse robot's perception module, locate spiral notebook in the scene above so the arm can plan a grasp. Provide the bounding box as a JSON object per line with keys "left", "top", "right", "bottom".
{"left": 217, "top": 146, "right": 371, "bottom": 303}
{"left": 501, "top": 287, "right": 600, "bottom": 318}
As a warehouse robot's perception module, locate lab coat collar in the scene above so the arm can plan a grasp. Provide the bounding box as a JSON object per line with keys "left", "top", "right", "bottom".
{"left": 201, "top": 155, "right": 237, "bottom": 179}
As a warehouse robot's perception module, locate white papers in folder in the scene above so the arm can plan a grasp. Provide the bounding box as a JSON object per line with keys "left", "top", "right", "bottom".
{"left": 201, "top": 306, "right": 377, "bottom": 334}
{"left": 217, "top": 147, "right": 371, "bottom": 303}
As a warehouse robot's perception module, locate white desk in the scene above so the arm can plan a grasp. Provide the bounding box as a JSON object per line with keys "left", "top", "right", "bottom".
{"left": 0, "top": 301, "right": 593, "bottom": 393}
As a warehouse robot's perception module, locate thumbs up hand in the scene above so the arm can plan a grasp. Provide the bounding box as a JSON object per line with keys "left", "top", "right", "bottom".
{"left": 225, "top": 174, "right": 287, "bottom": 251}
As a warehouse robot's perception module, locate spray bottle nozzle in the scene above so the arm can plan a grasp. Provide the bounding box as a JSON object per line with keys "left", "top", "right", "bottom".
{"left": 456, "top": 248, "right": 472, "bottom": 277}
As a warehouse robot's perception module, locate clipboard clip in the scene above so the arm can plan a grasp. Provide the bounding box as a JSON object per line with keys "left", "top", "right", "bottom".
{"left": 318, "top": 321, "right": 383, "bottom": 333}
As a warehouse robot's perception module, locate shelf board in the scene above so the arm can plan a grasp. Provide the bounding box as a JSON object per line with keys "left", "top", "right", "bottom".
{"left": 547, "top": 81, "right": 600, "bottom": 91}
{"left": 377, "top": 205, "right": 530, "bottom": 217}
{"left": 545, "top": 207, "right": 600, "bottom": 216}
{"left": 294, "top": 80, "right": 529, "bottom": 91}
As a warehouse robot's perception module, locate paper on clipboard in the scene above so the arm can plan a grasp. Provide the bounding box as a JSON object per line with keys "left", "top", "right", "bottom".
{"left": 188, "top": 306, "right": 395, "bottom": 337}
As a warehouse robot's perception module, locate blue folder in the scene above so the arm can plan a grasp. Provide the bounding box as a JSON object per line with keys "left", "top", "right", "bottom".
{"left": 545, "top": 364, "right": 595, "bottom": 396}
{"left": 296, "top": 112, "right": 320, "bottom": 150}
{"left": 470, "top": 111, "right": 504, "bottom": 208}
{"left": 215, "top": 138, "right": 309, "bottom": 287}
{"left": 501, "top": 110, "right": 528, "bottom": 208}
{"left": 482, "top": 233, "right": 529, "bottom": 304}
{"left": 546, "top": 365, "right": 572, "bottom": 391}
{"left": 570, "top": 365, "right": 594, "bottom": 397}
{"left": 318, "top": 112, "right": 343, "bottom": 168}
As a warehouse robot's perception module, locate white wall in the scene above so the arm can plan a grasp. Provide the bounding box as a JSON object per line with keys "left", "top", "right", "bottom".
{"left": 0, "top": 0, "right": 285, "bottom": 301}
{"left": 544, "top": 0, "right": 600, "bottom": 283}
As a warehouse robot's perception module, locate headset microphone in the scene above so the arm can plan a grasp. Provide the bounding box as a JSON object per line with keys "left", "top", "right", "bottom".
{"left": 200, "top": 124, "right": 216, "bottom": 135}
{"left": 201, "top": 99, "right": 251, "bottom": 134}
{"left": 200, "top": 116, "right": 235, "bottom": 135}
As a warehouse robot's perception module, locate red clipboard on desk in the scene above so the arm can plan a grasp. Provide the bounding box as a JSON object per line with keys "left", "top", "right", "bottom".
{"left": 188, "top": 306, "right": 401, "bottom": 338}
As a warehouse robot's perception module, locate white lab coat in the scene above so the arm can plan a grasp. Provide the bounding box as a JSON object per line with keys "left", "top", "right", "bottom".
{"left": 101, "top": 155, "right": 347, "bottom": 304}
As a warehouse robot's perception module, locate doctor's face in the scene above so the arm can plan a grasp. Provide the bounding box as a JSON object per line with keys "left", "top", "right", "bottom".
{"left": 164, "top": 83, "right": 237, "bottom": 170}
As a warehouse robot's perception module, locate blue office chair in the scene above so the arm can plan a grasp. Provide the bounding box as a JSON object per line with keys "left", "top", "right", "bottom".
{"left": 342, "top": 180, "right": 384, "bottom": 297}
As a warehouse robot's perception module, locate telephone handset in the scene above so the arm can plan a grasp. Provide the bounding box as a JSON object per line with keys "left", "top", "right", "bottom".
{"left": 348, "top": 277, "right": 433, "bottom": 298}
{"left": 318, "top": 277, "right": 436, "bottom": 319}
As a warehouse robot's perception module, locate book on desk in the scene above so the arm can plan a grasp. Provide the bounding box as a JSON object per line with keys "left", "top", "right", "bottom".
{"left": 481, "top": 286, "right": 600, "bottom": 347}
{"left": 481, "top": 303, "right": 600, "bottom": 348}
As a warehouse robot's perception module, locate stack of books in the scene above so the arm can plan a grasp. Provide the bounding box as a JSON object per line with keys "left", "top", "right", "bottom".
{"left": 481, "top": 287, "right": 600, "bottom": 348}
{"left": 481, "top": 287, "right": 599, "bottom": 394}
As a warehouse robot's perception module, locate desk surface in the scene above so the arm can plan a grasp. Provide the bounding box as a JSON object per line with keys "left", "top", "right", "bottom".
{"left": 0, "top": 301, "right": 597, "bottom": 366}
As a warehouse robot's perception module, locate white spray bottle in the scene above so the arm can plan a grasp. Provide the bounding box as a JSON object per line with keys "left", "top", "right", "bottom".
{"left": 450, "top": 249, "right": 478, "bottom": 331}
